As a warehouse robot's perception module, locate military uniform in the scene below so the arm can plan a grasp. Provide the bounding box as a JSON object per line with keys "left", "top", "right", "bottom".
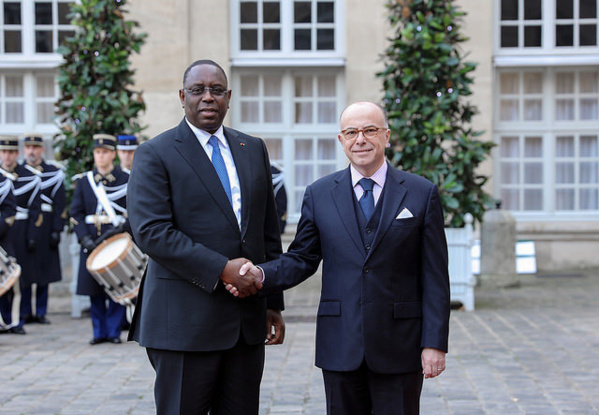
{"left": 70, "top": 134, "right": 130, "bottom": 343}
{"left": 0, "top": 137, "right": 42, "bottom": 333}
{"left": 271, "top": 163, "right": 288, "bottom": 234}
{"left": 0, "top": 164, "right": 17, "bottom": 332}
{"left": 20, "top": 134, "right": 66, "bottom": 324}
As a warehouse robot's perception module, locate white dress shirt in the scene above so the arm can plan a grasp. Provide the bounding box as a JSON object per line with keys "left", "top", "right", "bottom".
{"left": 185, "top": 119, "right": 242, "bottom": 228}
{"left": 350, "top": 162, "right": 387, "bottom": 206}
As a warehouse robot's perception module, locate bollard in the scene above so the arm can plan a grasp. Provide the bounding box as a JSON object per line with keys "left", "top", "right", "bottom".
{"left": 480, "top": 201, "right": 519, "bottom": 288}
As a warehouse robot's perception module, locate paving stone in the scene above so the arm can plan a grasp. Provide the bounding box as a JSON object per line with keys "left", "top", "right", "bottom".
{"left": 1, "top": 270, "right": 599, "bottom": 413}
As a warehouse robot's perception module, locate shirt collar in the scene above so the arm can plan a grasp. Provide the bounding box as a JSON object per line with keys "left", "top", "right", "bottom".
{"left": 350, "top": 161, "right": 388, "bottom": 189}
{"left": 185, "top": 118, "right": 227, "bottom": 149}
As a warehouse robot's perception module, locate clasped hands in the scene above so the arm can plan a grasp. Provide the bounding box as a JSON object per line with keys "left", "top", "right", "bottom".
{"left": 220, "top": 257, "right": 262, "bottom": 298}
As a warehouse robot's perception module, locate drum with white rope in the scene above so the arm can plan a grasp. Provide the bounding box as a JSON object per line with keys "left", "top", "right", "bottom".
{"left": 0, "top": 246, "right": 21, "bottom": 298}
{"left": 86, "top": 233, "right": 147, "bottom": 313}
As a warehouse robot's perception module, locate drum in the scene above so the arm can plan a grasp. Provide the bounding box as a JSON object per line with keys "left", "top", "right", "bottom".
{"left": 0, "top": 247, "right": 21, "bottom": 298}
{"left": 86, "top": 233, "right": 147, "bottom": 306}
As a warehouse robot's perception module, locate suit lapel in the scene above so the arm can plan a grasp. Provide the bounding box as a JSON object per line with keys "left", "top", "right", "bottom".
{"left": 224, "top": 127, "right": 251, "bottom": 237}
{"left": 367, "top": 165, "right": 407, "bottom": 259}
{"left": 173, "top": 120, "right": 239, "bottom": 233}
{"left": 331, "top": 168, "right": 365, "bottom": 258}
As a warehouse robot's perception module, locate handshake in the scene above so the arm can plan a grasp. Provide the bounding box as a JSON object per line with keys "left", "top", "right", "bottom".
{"left": 220, "top": 257, "right": 263, "bottom": 298}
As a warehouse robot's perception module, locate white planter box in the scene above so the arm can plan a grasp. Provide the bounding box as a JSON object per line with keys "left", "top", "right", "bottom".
{"left": 445, "top": 214, "right": 475, "bottom": 311}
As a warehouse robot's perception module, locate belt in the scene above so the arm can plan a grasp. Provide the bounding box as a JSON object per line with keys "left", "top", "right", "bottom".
{"left": 16, "top": 211, "right": 28, "bottom": 220}
{"left": 84, "top": 214, "right": 125, "bottom": 225}
{"left": 41, "top": 203, "right": 53, "bottom": 212}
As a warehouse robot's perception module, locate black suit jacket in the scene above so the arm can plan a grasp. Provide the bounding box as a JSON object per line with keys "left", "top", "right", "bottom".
{"left": 260, "top": 165, "right": 450, "bottom": 374}
{"left": 127, "top": 119, "right": 283, "bottom": 351}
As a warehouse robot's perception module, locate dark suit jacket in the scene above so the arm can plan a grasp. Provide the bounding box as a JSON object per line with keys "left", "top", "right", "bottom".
{"left": 260, "top": 164, "right": 450, "bottom": 374}
{"left": 127, "top": 119, "right": 283, "bottom": 351}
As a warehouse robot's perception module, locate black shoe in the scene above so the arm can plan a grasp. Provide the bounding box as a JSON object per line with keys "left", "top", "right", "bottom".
{"left": 108, "top": 337, "right": 122, "bottom": 344}
{"left": 0, "top": 327, "right": 9, "bottom": 334}
{"left": 89, "top": 337, "right": 107, "bottom": 345}
{"left": 36, "top": 316, "right": 51, "bottom": 324}
{"left": 23, "top": 315, "right": 35, "bottom": 324}
{"left": 10, "top": 327, "right": 26, "bottom": 335}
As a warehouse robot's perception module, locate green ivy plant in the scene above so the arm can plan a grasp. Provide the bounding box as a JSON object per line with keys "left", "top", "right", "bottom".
{"left": 378, "top": 0, "right": 494, "bottom": 227}
{"left": 54, "top": 0, "right": 147, "bottom": 196}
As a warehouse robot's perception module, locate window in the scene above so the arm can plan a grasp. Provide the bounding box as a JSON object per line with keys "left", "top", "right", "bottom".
{"left": 555, "top": 134, "right": 599, "bottom": 210}
{"left": 2, "top": 1, "right": 23, "bottom": 53}
{"left": 556, "top": 0, "right": 598, "bottom": 47}
{"left": 0, "top": 73, "right": 24, "bottom": 123}
{"left": 0, "top": 0, "right": 75, "bottom": 55}
{"left": 499, "top": 0, "right": 542, "bottom": 48}
{"left": 0, "top": 71, "right": 58, "bottom": 129}
{"left": 232, "top": 0, "right": 342, "bottom": 57}
{"left": 232, "top": 69, "right": 344, "bottom": 218}
{"left": 496, "top": 0, "right": 599, "bottom": 53}
{"left": 495, "top": 67, "right": 599, "bottom": 215}
{"left": 34, "top": 0, "right": 75, "bottom": 53}
{"left": 555, "top": 70, "right": 598, "bottom": 120}
{"left": 499, "top": 71, "right": 544, "bottom": 121}
{"left": 498, "top": 135, "right": 544, "bottom": 210}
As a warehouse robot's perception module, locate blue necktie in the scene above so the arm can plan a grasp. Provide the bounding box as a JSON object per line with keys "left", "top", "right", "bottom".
{"left": 208, "top": 136, "right": 232, "bottom": 206}
{"left": 359, "top": 178, "right": 375, "bottom": 221}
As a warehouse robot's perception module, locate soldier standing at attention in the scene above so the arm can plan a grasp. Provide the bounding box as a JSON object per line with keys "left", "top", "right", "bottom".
{"left": 70, "top": 134, "right": 130, "bottom": 345}
{"left": 20, "top": 133, "right": 66, "bottom": 325}
{"left": 116, "top": 135, "right": 138, "bottom": 173}
{"left": 0, "top": 136, "right": 42, "bottom": 334}
{"left": 0, "top": 136, "right": 17, "bottom": 334}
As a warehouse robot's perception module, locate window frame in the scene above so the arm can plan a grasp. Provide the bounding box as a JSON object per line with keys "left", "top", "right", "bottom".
{"left": 230, "top": 0, "right": 346, "bottom": 66}
{"left": 230, "top": 67, "right": 347, "bottom": 221}
{"left": 495, "top": 0, "right": 599, "bottom": 67}
{"left": 0, "top": 69, "right": 59, "bottom": 135}
{"left": 494, "top": 66, "right": 599, "bottom": 220}
{"left": 0, "top": 0, "right": 76, "bottom": 69}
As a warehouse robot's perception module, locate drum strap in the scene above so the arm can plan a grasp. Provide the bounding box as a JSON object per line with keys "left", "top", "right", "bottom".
{"left": 87, "top": 171, "right": 122, "bottom": 228}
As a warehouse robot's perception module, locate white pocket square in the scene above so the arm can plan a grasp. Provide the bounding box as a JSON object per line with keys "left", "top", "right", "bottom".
{"left": 396, "top": 208, "right": 414, "bottom": 219}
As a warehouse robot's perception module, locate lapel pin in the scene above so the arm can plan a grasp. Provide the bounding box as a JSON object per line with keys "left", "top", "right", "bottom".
{"left": 240, "top": 142, "right": 246, "bottom": 147}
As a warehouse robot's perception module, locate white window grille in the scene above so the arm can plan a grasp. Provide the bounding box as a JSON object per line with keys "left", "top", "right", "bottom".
{"left": 232, "top": 69, "right": 345, "bottom": 219}
{"left": 231, "top": 0, "right": 344, "bottom": 62}
{"left": 495, "top": 67, "right": 599, "bottom": 216}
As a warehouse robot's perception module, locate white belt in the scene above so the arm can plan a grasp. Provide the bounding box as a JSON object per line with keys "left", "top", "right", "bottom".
{"left": 16, "top": 212, "right": 28, "bottom": 220}
{"left": 41, "top": 203, "right": 53, "bottom": 212}
{"left": 85, "top": 214, "right": 125, "bottom": 225}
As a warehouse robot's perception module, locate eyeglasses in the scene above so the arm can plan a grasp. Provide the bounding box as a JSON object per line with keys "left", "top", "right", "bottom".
{"left": 183, "top": 86, "right": 228, "bottom": 97}
{"left": 340, "top": 127, "right": 386, "bottom": 140}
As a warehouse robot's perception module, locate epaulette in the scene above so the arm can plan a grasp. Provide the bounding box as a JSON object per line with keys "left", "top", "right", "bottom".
{"left": 71, "top": 171, "right": 89, "bottom": 182}
{"left": 0, "top": 167, "right": 16, "bottom": 181}
{"left": 46, "top": 160, "right": 66, "bottom": 171}
{"left": 23, "top": 163, "right": 42, "bottom": 176}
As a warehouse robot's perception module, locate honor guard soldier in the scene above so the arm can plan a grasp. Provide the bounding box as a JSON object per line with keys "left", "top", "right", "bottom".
{"left": 70, "top": 134, "right": 130, "bottom": 345}
{"left": 0, "top": 136, "right": 43, "bottom": 334}
{"left": 116, "top": 135, "right": 138, "bottom": 173}
{"left": 21, "top": 133, "right": 66, "bottom": 325}
{"left": 270, "top": 163, "right": 288, "bottom": 234}
{"left": 0, "top": 137, "right": 17, "bottom": 334}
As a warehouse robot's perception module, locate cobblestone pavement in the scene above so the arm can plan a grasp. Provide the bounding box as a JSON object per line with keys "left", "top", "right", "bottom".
{"left": 1, "top": 271, "right": 598, "bottom": 414}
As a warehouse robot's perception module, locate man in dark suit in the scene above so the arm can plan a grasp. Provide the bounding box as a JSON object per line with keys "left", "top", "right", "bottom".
{"left": 126, "top": 60, "right": 285, "bottom": 415}
{"left": 234, "top": 101, "right": 450, "bottom": 415}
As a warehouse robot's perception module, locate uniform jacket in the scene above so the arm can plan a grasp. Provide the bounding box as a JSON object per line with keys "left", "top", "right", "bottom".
{"left": 260, "top": 165, "right": 451, "bottom": 374}
{"left": 30, "top": 161, "right": 66, "bottom": 284}
{"left": 0, "top": 174, "right": 16, "bottom": 251}
{"left": 127, "top": 119, "right": 283, "bottom": 352}
{"left": 70, "top": 166, "right": 129, "bottom": 296}
{"left": 12, "top": 163, "right": 43, "bottom": 287}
